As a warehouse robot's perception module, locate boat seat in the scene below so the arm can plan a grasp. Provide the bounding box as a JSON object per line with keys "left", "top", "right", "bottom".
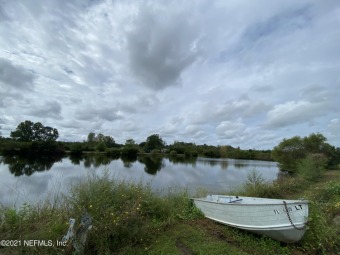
{"left": 206, "top": 195, "right": 243, "bottom": 203}
{"left": 228, "top": 199, "right": 243, "bottom": 203}
{"left": 218, "top": 197, "right": 243, "bottom": 203}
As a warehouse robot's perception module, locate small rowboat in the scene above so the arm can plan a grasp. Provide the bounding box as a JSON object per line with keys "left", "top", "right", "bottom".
{"left": 192, "top": 195, "right": 309, "bottom": 243}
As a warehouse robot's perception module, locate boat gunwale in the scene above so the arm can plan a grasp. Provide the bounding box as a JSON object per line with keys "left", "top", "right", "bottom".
{"left": 191, "top": 197, "right": 309, "bottom": 206}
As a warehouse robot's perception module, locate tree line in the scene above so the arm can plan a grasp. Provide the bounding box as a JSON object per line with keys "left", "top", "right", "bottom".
{"left": 271, "top": 133, "right": 340, "bottom": 177}
{"left": 1, "top": 120, "right": 339, "bottom": 173}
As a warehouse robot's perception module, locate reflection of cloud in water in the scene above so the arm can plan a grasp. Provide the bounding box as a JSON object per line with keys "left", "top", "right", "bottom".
{"left": 19, "top": 174, "right": 50, "bottom": 197}
{"left": 0, "top": 172, "right": 52, "bottom": 206}
{"left": 0, "top": 156, "right": 279, "bottom": 207}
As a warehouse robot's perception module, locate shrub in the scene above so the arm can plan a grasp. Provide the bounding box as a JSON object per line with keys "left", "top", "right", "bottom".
{"left": 96, "top": 142, "right": 106, "bottom": 152}
{"left": 300, "top": 201, "right": 340, "bottom": 254}
{"left": 246, "top": 169, "right": 265, "bottom": 187}
{"left": 106, "top": 148, "right": 121, "bottom": 157}
{"left": 297, "top": 154, "right": 327, "bottom": 181}
{"left": 169, "top": 150, "right": 177, "bottom": 157}
{"left": 151, "top": 149, "right": 160, "bottom": 155}
{"left": 69, "top": 143, "right": 84, "bottom": 156}
{"left": 184, "top": 150, "right": 191, "bottom": 158}
{"left": 121, "top": 146, "right": 139, "bottom": 157}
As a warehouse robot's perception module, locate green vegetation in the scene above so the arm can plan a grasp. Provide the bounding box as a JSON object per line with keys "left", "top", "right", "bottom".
{"left": 2, "top": 121, "right": 340, "bottom": 168}
{"left": 272, "top": 133, "right": 340, "bottom": 173}
{"left": 297, "top": 154, "right": 327, "bottom": 181}
{"left": 0, "top": 140, "right": 65, "bottom": 157}
{"left": 1, "top": 120, "right": 276, "bottom": 161}
{"left": 1, "top": 167, "right": 339, "bottom": 254}
{"left": 0, "top": 171, "right": 202, "bottom": 254}
{"left": 143, "top": 134, "right": 166, "bottom": 153}
{"left": 10, "top": 120, "right": 59, "bottom": 142}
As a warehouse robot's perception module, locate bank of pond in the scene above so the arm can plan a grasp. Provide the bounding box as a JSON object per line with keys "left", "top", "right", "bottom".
{"left": 0, "top": 169, "right": 339, "bottom": 255}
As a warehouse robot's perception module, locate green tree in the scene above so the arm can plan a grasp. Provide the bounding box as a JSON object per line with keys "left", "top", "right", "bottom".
{"left": 96, "top": 133, "right": 105, "bottom": 142}
{"left": 272, "top": 133, "right": 335, "bottom": 173}
{"left": 271, "top": 136, "right": 305, "bottom": 172}
{"left": 10, "top": 120, "right": 59, "bottom": 142}
{"left": 96, "top": 142, "right": 106, "bottom": 152}
{"left": 87, "top": 132, "right": 96, "bottom": 143}
{"left": 303, "top": 133, "right": 327, "bottom": 153}
{"left": 144, "top": 134, "right": 165, "bottom": 152}
{"left": 125, "top": 139, "right": 136, "bottom": 146}
{"left": 103, "top": 136, "right": 115, "bottom": 148}
{"left": 87, "top": 133, "right": 115, "bottom": 148}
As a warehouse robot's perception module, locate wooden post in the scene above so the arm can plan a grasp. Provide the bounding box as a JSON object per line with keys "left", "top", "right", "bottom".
{"left": 62, "top": 211, "right": 92, "bottom": 255}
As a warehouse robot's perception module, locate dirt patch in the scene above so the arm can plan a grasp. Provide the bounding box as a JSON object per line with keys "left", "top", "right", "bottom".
{"left": 175, "top": 239, "right": 193, "bottom": 255}
{"left": 187, "top": 219, "right": 236, "bottom": 244}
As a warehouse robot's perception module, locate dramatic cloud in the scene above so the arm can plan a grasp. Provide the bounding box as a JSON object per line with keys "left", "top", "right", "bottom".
{"left": 127, "top": 4, "right": 200, "bottom": 90}
{"left": 0, "top": 0, "right": 339, "bottom": 148}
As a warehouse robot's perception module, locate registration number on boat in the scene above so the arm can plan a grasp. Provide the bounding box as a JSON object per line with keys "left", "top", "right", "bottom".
{"left": 273, "top": 204, "right": 303, "bottom": 214}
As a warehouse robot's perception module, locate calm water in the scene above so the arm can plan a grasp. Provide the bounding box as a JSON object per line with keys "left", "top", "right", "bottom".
{"left": 0, "top": 155, "right": 279, "bottom": 207}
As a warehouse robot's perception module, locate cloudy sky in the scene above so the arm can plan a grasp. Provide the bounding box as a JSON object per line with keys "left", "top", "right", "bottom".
{"left": 0, "top": 0, "right": 339, "bottom": 149}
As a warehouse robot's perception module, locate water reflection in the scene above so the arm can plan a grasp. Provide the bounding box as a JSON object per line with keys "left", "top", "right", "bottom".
{"left": 234, "top": 163, "right": 247, "bottom": 168}
{"left": 121, "top": 155, "right": 138, "bottom": 168}
{"left": 138, "top": 156, "right": 164, "bottom": 175}
{"left": 0, "top": 155, "right": 280, "bottom": 207}
{"left": 0, "top": 155, "right": 277, "bottom": 177}
{"left": 0, "top": 155, "right": 63, "bottom": 176}
{"left": 84, "top": 155, "right": 112, "bottom": 168}
{"left": 168, "top": 156, "right": 197, "bottom": 167}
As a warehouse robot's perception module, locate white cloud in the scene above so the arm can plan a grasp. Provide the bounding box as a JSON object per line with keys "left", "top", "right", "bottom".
{"left": 216, "top": 120, "right": 246, "bottom": 139}
{"left": 328, "top": 119, "right": 340, "bottom": 137}
{"left": 0, "top": 0, "right": 339, "bottom": 148}
{"left": 266, "top": 99, "right": 330, "bottom": 128}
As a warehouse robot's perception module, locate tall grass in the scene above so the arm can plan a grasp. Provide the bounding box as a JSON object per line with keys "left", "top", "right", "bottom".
{"left": 234, "top": 169, "right": 308, "bottom": 199}
{"left": 0, "top": 170, "right": 202, "bottom": 254}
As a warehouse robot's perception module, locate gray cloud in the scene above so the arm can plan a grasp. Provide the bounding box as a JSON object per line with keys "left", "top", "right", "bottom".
{"left": 77, "top": 107, "right": 122, "bottom": 122}
{"left": 119, "top": 93, "right": 160, "bottom": 113}
{"left": 0, "top": 3, "right": 9, "bottom": 22}
{"left": 27, "top": 101, "right": 63, "bottom": 120}
{"left": 127, "top": 5, "right": 200, "bottom": 90}
{"left": 0, "top": 58, "right": 35, "bottom": 90}
{"left": 0, "top": 58, "right": 36, "bottom": 107}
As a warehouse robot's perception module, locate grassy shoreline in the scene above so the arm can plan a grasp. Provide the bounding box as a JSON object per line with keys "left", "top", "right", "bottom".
{"left": 1, "top": 170, "right": 339, "bottom": 254}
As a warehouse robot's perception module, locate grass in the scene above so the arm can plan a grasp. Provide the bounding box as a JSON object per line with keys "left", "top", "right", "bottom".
{"left": 0, "top": 169, "right": 339, "bottom": 254}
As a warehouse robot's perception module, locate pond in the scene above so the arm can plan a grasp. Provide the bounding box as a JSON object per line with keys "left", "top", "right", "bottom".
{"left": 0, "top": 155, "right": 279, "bottom": 207}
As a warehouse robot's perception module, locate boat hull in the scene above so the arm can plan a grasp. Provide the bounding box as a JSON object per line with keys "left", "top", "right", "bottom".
{"left": 193, "top": 196, "right": 309, "bottom": 243}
